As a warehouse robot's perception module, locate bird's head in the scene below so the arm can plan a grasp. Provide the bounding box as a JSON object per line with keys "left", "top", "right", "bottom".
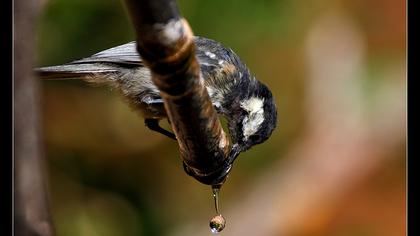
{"left": 226, "top": 80, "right": 277, "bottom": 161}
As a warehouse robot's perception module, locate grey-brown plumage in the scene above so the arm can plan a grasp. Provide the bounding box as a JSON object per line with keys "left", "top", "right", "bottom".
{"left": 37, "top": 36, "right": 277, "bottom": 159}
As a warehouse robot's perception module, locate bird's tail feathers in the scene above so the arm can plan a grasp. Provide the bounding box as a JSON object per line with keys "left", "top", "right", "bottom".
{"left": 35, "top": 63, "right": 119, "bottom": 84}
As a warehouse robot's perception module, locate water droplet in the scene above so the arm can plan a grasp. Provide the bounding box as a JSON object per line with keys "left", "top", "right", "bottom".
{"left": 210, "top": 214, "right": 226, "bottom": 233}
{"left": 209, "top": 185, "right": 225, "bottom": 233}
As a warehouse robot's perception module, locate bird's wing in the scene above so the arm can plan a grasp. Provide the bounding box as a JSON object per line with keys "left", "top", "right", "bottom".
{"left": 194, "top": 37, "right": 243, "bottom": 94}
{"left": 86, "top": 37, "right": 242, "bottom": 107}
{"left": 71, "top": 37, "right": 238, "bottom": 77}
{"left": 69, "top": 41, "right": 142, "bottom": 67}
{"left": 37, "top": 37, "right": 241, "bottom": 95}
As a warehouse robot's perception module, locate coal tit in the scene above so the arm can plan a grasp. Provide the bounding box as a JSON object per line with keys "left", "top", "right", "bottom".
{"left": 38, "top": 36, "right": 278, "bottom": 162}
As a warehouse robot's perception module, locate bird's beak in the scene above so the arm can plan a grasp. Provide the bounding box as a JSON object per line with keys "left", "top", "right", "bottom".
{"left": 228, "top": 143, "right": 241, "bottom": 164}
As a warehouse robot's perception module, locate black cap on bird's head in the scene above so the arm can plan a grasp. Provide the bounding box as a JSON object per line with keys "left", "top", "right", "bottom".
{"left": 226, "top": 80, "right": 277, "bottom": 162}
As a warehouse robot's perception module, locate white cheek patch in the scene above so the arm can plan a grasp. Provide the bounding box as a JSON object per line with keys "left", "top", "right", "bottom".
{"left": 240, "top": 97, "right": 265, "bottom": 140}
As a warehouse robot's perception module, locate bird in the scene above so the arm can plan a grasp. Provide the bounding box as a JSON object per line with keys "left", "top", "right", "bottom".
{"left": 37, "top": 36, "right": 278, "bottom": 163}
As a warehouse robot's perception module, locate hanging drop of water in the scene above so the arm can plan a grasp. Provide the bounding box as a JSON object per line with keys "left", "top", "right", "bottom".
{"left": 209, "top": 185, "right": 226, "bottom": 233}
{"left": 210, "top": 214, "right": 226, "bottom": 233}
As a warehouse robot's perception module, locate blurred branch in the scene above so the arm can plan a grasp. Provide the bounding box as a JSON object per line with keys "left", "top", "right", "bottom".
{"left": 122, "top": 0, "right": 231, "bottom": 185}
{"left": 14, "top": 0, "right": 55, "bottom": 235}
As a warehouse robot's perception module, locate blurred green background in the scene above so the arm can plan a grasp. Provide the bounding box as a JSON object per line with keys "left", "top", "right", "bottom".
{"left": 36, "top": 0, "right": 406, "bottom": 235}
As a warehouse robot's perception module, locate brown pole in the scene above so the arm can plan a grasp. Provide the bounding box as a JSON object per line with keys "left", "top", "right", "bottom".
{"left": 122, "top": 0, "right": 231, "bottom": 185}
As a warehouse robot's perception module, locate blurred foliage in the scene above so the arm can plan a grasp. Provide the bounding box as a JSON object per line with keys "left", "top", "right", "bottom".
{"left": 36, "top": 0, "right": 405, "bottom": 235}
